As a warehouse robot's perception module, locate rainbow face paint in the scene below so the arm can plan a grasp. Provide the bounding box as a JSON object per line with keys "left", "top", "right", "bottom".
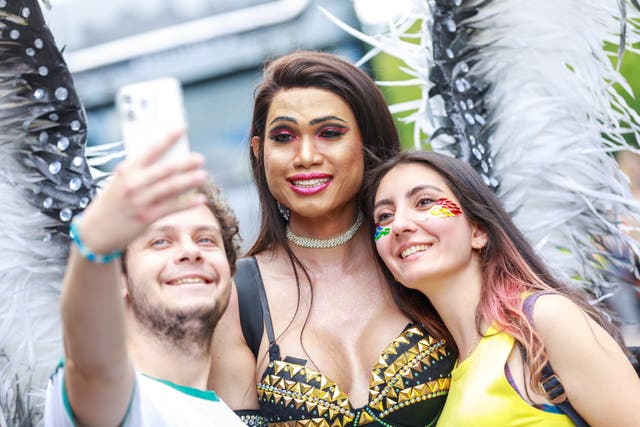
{"left": 418, "top": 198, "right": 463, "bottom": 220}
{"left": 374, "top": 224, "right": 391, "bottom": 241}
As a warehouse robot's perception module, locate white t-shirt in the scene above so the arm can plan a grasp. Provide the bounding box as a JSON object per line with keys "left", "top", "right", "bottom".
{"left": 44, "top": 363, "right": 245, "bottom": 426}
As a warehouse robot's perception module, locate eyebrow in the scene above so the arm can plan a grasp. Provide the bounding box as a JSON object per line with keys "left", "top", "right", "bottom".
{"left": 374, "top": 184, "right": 443, "bottom": 210}
{"left": 407, "top": 184, "right": 443, "bottom": 198}
{"left": 309, "top": 115, "right": 347, "bottom": 125}
{"left": 373, "top": 198, "right": 394, "bottom": 210}
{"left": 269, "top": 116, "right": 297, "bottom": 126}
{"left": 268, "top": 115, "right": 347, "bottom": 127}
{"left": 147, "top": 224, "right": 221, "bottom": 235}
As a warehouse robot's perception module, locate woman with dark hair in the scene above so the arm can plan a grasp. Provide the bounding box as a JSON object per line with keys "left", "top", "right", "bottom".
{"left": 367, "top": 150, "right": 640, "bottom": 426}
{"left": 209, "top": 52, "right": 455, "bottom": 426}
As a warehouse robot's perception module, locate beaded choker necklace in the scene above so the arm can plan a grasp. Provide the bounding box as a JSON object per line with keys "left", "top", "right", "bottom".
{"left": 286, "top": 210, "right": 364, "bottom": 249}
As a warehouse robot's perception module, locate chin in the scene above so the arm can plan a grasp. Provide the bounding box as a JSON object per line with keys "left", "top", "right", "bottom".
{"left": 171, "top": 299, "right": 220, "bottom": 317}
{"left": 395, "top": 271, "right": 431, "bottom": 291}
{"left": 397, "top": 278, "right": 421, "bottom": 291}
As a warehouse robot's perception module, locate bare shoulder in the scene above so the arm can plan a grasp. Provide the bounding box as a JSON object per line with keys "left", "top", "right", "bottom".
{"left": 528, "top": 292, "right": 633, "bottom": 375}
{"left": 213, "top": 279, "right": 244, "bottom": 343}
{"left": 528, "top": 295, "right": 640, "bottom": 425}
{"left": 529, "top": 293, "right": 588, "bottom": 333}
{"left": 529, "top": 293, "right": 613, "bottom": 349}
{"left": 209, "top": 280, "right": 259, "bottom": 410}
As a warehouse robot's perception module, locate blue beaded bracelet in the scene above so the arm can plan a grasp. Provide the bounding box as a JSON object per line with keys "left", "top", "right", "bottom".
{"left": 69, "top": 214, "right": 122, "bottom": 264}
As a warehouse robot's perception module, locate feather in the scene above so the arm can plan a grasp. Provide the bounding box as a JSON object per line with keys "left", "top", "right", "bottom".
{"left": 0, "top": 0, "right": 97, "bottom": 424}
{"left": 327, "top": 0, "right": 640, "bottom": 300}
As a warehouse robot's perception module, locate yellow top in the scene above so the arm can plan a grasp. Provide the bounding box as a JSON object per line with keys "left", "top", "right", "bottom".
{"left": 436, "top": 325, "right": 576, "bottom": 426}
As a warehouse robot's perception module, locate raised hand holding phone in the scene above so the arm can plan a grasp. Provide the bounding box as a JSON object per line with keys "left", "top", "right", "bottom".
{"left": 78, "top": 130, "right": 208, "bottom": 256}
{"left": 75, "top": 78, "right": 207, "bottom": 255}
{"left": 116, "top": 77, "right": 190, "bottom": 163}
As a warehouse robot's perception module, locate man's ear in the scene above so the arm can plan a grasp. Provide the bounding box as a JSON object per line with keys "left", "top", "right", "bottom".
{"left": 250, "top": 136, "right": 261, "bottom": 159}
{"left": 120, "top": 273, "right": 130, "bottom": 301}
{"left": 471, "top": 224, "right": 488, "bottom": 250}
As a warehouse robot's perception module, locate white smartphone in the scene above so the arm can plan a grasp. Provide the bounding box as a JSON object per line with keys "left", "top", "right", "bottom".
{"left": 116, "top": 77, "right": 190, "bottom": 162}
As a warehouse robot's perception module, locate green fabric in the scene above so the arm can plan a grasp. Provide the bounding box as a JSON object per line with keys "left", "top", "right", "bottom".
{"left": 142, "top": 374, "right": 220, "bottom": 401}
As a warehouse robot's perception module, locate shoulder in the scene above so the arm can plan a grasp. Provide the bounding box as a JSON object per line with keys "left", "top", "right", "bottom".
{"left": 209, "top": 262, "right": 260, "bottom": 410}
{"left": 126, "top": 374, "right": 246, "bottom": 426}
{"left": 210, "top": 275, "right": 249, "bottom": 365}
{"left": 212, "top": 280, "right": 244, "bottom": 345}
{"left": 527, "top": 293, "right": 608, "bottom": 359}
{"left": 528, "top": 292, "right": 590, "bottom": 334}
{"left": 221, "top": 256, "right": 261, "bottom": 319}
{"left": 524, "top": 295, "right": 640, "bottom": 425}
{"left": 527, "top": 292, "right": 623, "bottom": 363}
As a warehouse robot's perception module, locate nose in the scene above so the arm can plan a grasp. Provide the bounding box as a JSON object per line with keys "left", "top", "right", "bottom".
{"left": 175, "top": 239, "right": 203, "bottom": 264}
{"left": 293, "top": 135, "right": 323, "bottom": 168}
{"left": 390, "top": 208, "right": 417, "bottom": 236}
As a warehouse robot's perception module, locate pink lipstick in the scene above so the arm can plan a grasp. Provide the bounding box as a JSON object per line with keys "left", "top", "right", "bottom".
{"left": 287, "top": 173, "right": 332, "bottom": 195}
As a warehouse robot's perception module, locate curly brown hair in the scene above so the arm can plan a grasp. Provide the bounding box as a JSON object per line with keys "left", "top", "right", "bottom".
{"left": 198, "top": 180, "right": 242, "bottom": 275}
{"left": 121, "top": 180, "right": 242, "bottom": 276}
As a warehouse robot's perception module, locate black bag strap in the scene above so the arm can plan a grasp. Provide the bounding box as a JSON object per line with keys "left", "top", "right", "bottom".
{"left": 630, "top": 346, "right": 640, "bottom": 375}
{"left": 234, "top": 257, "right": 280, "bottom": 360}
{"left": 522, "top": 292, "right": 589, "bottom": 427}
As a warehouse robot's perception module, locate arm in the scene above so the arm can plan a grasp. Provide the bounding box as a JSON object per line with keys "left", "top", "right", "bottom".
{"left": 60, "top": 249, "right": 132, "bottom": 426}
{"left": 533, "top": 294, "right": 640, "bottom": 427}
{"left": 61, "top": 133, "right": 208, "bottom": 426}
{"left": 209, "top": 283, "right": 261, "bottom": 411}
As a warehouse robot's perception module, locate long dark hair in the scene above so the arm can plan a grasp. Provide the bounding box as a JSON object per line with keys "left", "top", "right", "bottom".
{"left": 246, "top": 50, "right": 401, "bottom": 361}
{"left": 364, "top": 150, "right": 626, "bottom": 394}
{"left": 248, "top": 50, "right": 400, "bottom": 257}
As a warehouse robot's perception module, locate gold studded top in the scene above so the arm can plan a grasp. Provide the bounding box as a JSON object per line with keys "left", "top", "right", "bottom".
{"left": 256, "top": 323, "right": 455, "bottom": 426}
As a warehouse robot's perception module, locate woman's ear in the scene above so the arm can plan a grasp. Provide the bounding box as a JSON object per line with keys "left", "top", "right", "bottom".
{"left": 250, "top": 136, "right": 261, "bottom": 159}
{"left": 471, "top": 224, "right": 488, "bottom": 250}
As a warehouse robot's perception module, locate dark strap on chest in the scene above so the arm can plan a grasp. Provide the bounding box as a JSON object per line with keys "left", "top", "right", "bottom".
{"left": 631, "top": 346, "right": 640, "bottom": 375}
{"left": 522, "top": 292, "right": 589, "bottom": 426}
{"left": 235, "top": 257, "right": 280, "bottom": 360}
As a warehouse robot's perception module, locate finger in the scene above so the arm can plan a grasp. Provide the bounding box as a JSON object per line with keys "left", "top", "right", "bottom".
{"left": 137, "top": 129, "right": 186, "bottom": 167}
{"left": 140, "top": 192, "right": 208, "bottom": 224}
{"left": 131, "top": 169, "right": 209, "bottom": 209}
{"left": 122, "top": 152, "right": 205, "bottom": 197}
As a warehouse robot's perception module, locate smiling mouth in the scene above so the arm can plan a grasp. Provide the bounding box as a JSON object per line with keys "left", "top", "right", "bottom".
{"left": 400, "top": 244, "right": 432, "bottom": 259}
{"left": 290, "top": 177, "right": 330, "bottom": 187}
{"left": 288, "top": 177, "right": 332, "bottom": 195}
{"left": 166, "top": 277, "right": 211, "bottom": 286}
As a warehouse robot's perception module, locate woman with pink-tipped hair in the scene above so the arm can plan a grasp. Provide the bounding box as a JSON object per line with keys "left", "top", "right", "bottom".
{"left": 367, "top": 150, "right": 640, "bottom": 426}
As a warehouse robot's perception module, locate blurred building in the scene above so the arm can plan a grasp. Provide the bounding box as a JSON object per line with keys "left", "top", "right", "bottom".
{"left": 43, "top": 0, "right": 362, "bottom": 249}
